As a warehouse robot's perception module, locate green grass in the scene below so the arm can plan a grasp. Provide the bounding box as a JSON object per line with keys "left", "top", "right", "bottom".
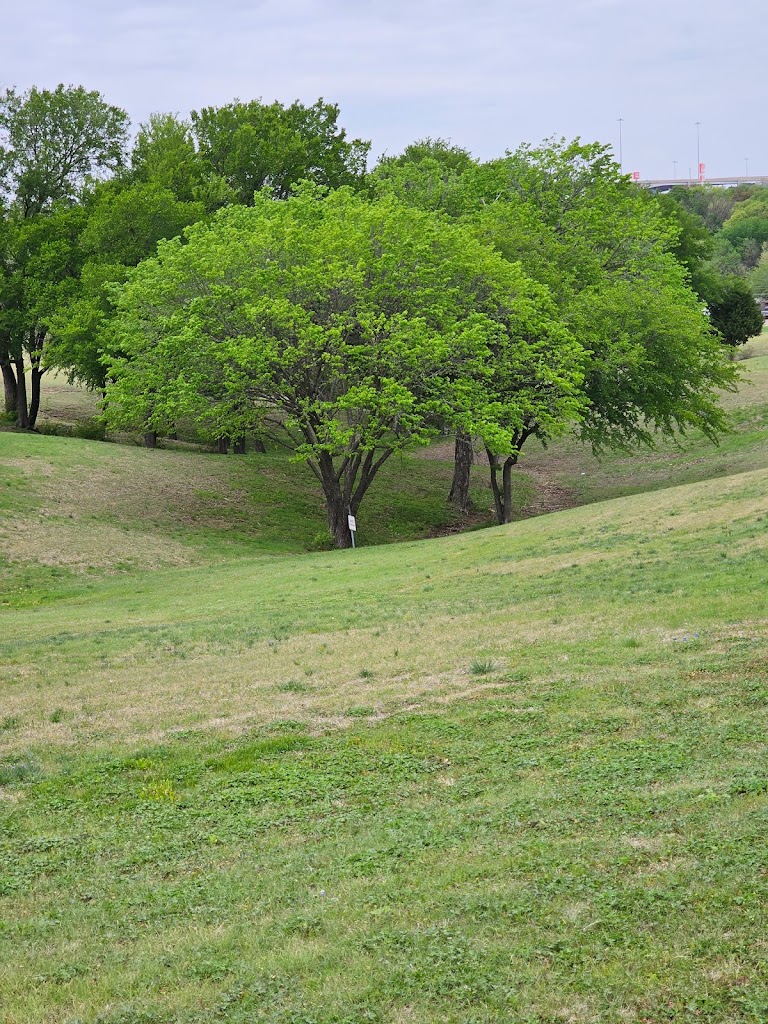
{"left": 509, "top": 344, "right": 768, "bottom": 508}
{"left": 1, "top": 463, "right": 767, "bottom": 1021}
{"left": 1, "top": 362, "right": 768, "bottom": 1021}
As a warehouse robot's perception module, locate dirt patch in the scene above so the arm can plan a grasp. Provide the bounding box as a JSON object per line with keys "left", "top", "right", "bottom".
{"left": 0, "top": 445, "right": 255, "bottom": 571}
{"left": 0, "top": 514, "right": 195, "bottom": 571}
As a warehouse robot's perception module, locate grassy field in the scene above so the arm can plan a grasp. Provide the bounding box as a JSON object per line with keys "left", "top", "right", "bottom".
{"left": 0, "top": 344, "right": 767, "bottom": 1022}
{"left": 2, "top": 458, "right": 768, "bottom": 1019}
{"left": 18, "top": 334, "right": 768, "bottom": 529}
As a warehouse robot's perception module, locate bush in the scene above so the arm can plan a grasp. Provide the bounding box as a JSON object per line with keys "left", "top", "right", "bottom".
{"left": 71, "top": 417, "right": 107, "bottom": 441}
{"left": 36, "top": 420, "right": 72, "bottom": 436}
{"left": 307, "top": 530, "right": 336, "bottom": 552}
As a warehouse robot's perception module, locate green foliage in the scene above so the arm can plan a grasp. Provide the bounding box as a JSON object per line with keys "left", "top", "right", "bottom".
{"left": 668, "top": 184, "right": 741, "bottom": 233}
{"left": 0, "top": 84, "right": 129, "bottom": 426}
{"left": 654, "top": 192, "right": 714, "bottom": 296}
{"left": 748, "top": 252, "right": 768, "bottom": 297}
{"left": 130, "top": 113, "right": 203, "bottom": 202}
{"left": 81, "top": 180, "right": 205, "bottom": 266}
{"left": 104, "top": 186, "right": 583, "bottom": 544}
{"left": 0, "top": 84, "right": 128, "bottom": 216}
{"left": 720, "top": 216, "right": 768, "bottom": 248}
{"left": 450, "top": 141, "right": 738, "bottom": 450}
{"left": 190, "top": 98, "right": 370, "bottom": 205}
{"left": 723, "top": 188, "right": 768, "bottom": 224}
{"left": 71, "top": 416, "right": 107, "bottom": 441}
{"left": 46, "top": 180, "right": 205, "bottom": 388}
{"left": 708, "top": 278, "right": 764, "bottom": 346}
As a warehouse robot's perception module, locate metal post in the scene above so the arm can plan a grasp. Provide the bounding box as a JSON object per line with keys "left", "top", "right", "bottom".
{"left": 695, "top": 122, "right": 701, "bottom": 181}
{"left": 673, "top": 160, "right": 677, "bottom": 180}
{"left": 617, "top": 118, "right": 623, "bottom": 173}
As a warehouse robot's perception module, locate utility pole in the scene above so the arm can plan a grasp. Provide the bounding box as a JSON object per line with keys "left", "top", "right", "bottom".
{"left": 695, "top": 122, "right": 702, "bottom": 182}
{"left": 617, "top": 118, "right": 623, "bottom": 173}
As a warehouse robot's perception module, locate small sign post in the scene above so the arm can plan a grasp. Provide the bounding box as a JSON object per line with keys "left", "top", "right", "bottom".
{"left": 348, "top": 514, "right": 357, "bottom": 548}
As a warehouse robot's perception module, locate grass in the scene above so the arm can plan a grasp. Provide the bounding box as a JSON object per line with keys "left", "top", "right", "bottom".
{"left": 1, "top": 463, "right": 767, "bottom": 1021}
{"left": 506, "top": 337, "right": 768, "bottom": 509}
{"left": 0, "top": 356, "right": 767, "bottom": 1021}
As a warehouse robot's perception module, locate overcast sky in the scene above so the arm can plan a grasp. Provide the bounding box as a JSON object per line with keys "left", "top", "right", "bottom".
{"left": 2, "top": 0, "right": 765, "bottom": 180}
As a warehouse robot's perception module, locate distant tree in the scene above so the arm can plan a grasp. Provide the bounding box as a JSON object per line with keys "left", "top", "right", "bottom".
{"left": 669, "top": 185, "right": 740, "bottom": 233}
{"left": 103, "top": 188, "right": 584, "bottom": 545}
{"left": 0, "top": 84, "right": 128, "bottom": 425}
{"left": 378, "top": 137, "right": 474, "bottom": 172}
{"left": 747, "top": 250, "right": 768, "bottom": 298}
{"left": 708, "top": 278, "right": 764, "bottom": 346}
{"left": 654, "top": 193, "right": 714, "bottom": 296}
{"left": 48, "top": 181, "right": 205, "bottom": 391}
{"left": 0, "top": 204, "right": 88, "bottom": 426}
{"left": 707, "top": 233, "right": 749, "bottom": 278}
{"left": 391, "top": 141, "right": 739, "bottom": 511}
{"left": 190, "top": 99, "right": 370, "bottom": 205}
{"left": 0, "top": 85, "right": 128, "bottom": 216}
{"left": 720, "top": 216, "right": 768, "bottom": 248}
{"left": 130, "top": 113, "right": 203, "bottom": 203}
{"left": 722, "top": 189, "right": 768, "bottom": 224}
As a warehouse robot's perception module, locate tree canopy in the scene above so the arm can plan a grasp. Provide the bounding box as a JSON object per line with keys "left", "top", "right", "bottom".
{"left": 0, "top": 85, "right": 129, "bottom": 426}
{"left": 104, "top": 187, "right": 584, "bottom": 545}
{"left": 0, "top": 85, "right": 128, "bottom": 217}
{"left": 190, "top": 99, "right": 370, "bottom": 205}
{"left": 0, "top": 83, "right": 744, "bottom": 547}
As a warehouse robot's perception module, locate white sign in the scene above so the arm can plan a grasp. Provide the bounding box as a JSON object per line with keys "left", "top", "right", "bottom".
{"left": 348, "top": 515, "right": 357, "bottom": 532}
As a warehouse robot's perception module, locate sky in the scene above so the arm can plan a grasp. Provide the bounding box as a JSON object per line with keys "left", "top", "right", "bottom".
{"left": 2, "top": 0, "right": 766, "bottom": 180}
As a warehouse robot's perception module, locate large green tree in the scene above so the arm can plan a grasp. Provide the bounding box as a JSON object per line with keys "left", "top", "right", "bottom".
{"left": 0, "top": 85, "right": 128, "bottom": 426}
{"left": 104, "top": 188, "right": 584, "bottom": 546}
{"left": 47, "top": 180, "right": 205, "bottom": 393}
{"left": 190, "top": 99, "right": 370, "bottom": 206}
{"left": 375, "top": 140, "right": 738, "bottom": 516}
{"left": 0, "top": 203, "right": 88, "bottom": 427}
{"left": 708, "top": 277, "right": 764, "bottom": 347}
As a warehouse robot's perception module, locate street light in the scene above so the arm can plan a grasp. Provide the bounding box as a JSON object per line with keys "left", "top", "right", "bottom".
{"left": 617, "top": 118, "right": 623, "bottom": 173}
{"left": 745, "top": 157, "right": 750, "bottom": 178}
{"left": 695, "top": 122, "right": 702, "bottom": 182}
{"left": 673, "top": 160, "right": 677, "bottom": 180}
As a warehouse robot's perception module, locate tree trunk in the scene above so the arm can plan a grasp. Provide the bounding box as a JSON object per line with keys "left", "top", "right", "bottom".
{"left": 487, "top": 449, "right": 517, "bottom": 524}
{"left": 326, "top": 491, "right": 353, "bottom": 548}
{"left": 14, "top": 360, "right": 29, "bottom": 429}
{"left": 317, "top": 451, "right": 354, "bottom": 548}
{"left": 216, "top": 436, "right": 229, "bottom": 454}
{"left": 252, "top": 435, "right": 266, "bottom": 454}
{"left": 448, "top": 431, "right": 474, "bottom": 512}
{"left": 488, "top": 450, "right": 503, "bottom": 524}
{"left": 233, "top": 436, "right": 246, "bottom": 454}
{"left": 143, "top": 431, "right": 157, "bottom": 448}
{"left": 501, "top": 456, "right": 516, "bottom": 524}
{"left": 28, "top": 366, "right": 43, "bottom": 429}
{"left": 1, "top": 360, "right": 17, "bottom": 415}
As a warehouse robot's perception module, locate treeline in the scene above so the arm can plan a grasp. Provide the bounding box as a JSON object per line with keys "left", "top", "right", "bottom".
{"left": 0, "top": 85, "right": 751, "bottom": 546}
{"left": 659, "top": 184, "right": 768, "bottom": 344}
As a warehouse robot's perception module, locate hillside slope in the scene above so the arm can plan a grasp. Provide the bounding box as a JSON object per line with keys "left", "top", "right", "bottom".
{"left": 1, "top": 382, "right": 768, "bottom": 1015}
{"left": 1, "top": 413, "right": 767, "bottom": 1022}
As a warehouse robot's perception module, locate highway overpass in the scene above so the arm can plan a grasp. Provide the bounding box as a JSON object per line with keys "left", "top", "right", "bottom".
{"left": 639, "top": 176, "right": 768, "bottom": 192}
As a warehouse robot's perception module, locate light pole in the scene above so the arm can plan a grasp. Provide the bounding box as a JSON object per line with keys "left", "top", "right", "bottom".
{"left": 673, "top": 160, "right": 677, "bottom": 180}
{"left": 745, "top": 157, "right": 750, "bottom": 178}
{"left": 695, "top": 122, "right": 702, "bottom": 181}
{"left": 617, "top": 118, "right": 623, "bottom": 173}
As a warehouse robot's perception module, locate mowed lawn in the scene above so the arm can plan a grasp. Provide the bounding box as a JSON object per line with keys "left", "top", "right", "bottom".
{"left": 1, "top": 420, "right": 767, "bottom": 1021}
